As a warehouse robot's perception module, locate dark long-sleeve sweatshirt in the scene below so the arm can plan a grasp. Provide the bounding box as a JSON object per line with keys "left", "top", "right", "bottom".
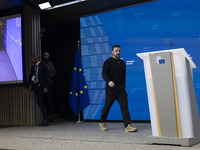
{"left": 102, "top": 57, "right": 126, "bottom": 85}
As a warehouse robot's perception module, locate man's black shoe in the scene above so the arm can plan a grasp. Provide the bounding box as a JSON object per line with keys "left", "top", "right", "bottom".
{"left": 39, "top": 120, "right": 49, "bottom": 126}
{"left": 48, "top": 114, "right": 60, "bottom": 122}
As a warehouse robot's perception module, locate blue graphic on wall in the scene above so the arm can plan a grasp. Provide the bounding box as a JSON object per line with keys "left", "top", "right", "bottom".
{"left": 80, "top": 0, "right": 200, "bottom": 120}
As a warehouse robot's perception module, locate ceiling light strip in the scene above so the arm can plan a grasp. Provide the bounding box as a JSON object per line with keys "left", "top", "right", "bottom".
{"left": 46, "top": 0, "right": 86, "bottom": 10}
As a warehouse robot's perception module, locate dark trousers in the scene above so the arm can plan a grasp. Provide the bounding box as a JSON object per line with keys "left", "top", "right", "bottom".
{"left": 44, "top": 85, "right": 55, "bottom": 116}
{"left": 100, "top": 85, "right": 132, "bottom": 127}
{"left": 34, "top": 84, "right": 48, "bottom": 121}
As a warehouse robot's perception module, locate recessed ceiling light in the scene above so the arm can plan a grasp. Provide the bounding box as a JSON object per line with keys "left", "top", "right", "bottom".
{"left": 38, "top": 2, "right": 52, "bottom": 10}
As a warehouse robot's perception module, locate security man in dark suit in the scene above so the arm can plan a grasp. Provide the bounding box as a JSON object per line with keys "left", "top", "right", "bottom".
{"left": 25, "top": 55, "right": 50, "bottom": 126}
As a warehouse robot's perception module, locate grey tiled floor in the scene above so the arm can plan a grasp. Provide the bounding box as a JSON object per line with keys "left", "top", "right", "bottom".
{"left": 0, "top": 121, "right": 200, "bottom": 150}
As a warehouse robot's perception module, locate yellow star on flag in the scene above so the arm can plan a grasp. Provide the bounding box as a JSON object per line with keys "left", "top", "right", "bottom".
{"left": 80, "top": 90, "right": 83, "bottom": 94}
{"left": 70, "top": 91, "right": 72, "bottom": 95}
{"left": 79, "top": 68, "right": 82, "bottom": 72}
{"left": 75, "top": 93, "right": 78, "bottom": 96}
{"left": 84, "top": 85, "right": 87, "bottom": 89}
{"left": 74, "top": 67, "right": 77, "bottom": 71}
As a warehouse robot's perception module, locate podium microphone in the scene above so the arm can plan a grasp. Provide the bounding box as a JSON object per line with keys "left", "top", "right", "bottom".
{"left": 166, "top": 42, "right": 173, "bottom": 49}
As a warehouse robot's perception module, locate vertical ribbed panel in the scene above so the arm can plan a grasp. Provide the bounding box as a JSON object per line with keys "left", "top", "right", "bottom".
{"left": 0, "top": 5, "right": 42, "bottom": 125}
{"left": 0, "top": 86, "right": 35, "bottom": 125}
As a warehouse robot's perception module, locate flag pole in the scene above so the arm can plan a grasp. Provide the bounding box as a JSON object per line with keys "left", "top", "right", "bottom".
{"left": 76, "top": 113, "right": 81, "bottom": 123}
{"left": 76, "top": 40, "right": 83, "bottom": 124}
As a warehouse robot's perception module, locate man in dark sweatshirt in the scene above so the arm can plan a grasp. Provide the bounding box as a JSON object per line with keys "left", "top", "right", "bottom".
{"left": 99, "top": 44, "right": 137, "bottom": 132}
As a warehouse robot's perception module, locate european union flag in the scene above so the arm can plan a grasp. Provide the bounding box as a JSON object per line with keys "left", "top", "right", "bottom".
{"left": 68, "top": 48, "right": 90, "bottom": 115}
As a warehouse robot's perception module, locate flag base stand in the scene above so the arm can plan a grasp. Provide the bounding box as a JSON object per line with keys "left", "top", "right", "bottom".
{"left": 76, "top": 120, "right": 84, "bottom": 123}
{"left": 75, "top": 113, "right": 84, "bottom": 123}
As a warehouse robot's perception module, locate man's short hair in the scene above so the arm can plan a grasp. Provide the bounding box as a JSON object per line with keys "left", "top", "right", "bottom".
{"left": 31, "top": 55, "right": 39, "bottom": 60}
{"left": 43, "top": 51, "right": 50, "bottom": 54}
{"left": 112, "top": 45, "right": 121, "bottom": 51}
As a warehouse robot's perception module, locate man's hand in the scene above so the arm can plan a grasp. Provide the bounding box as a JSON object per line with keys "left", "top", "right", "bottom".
{"left": 44, "top": 88, "right": 48, "bottom": 93}
{"left": 108, "top": 81, "right": 115, "bottom": 88}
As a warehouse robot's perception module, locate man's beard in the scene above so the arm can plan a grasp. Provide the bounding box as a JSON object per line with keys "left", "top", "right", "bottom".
{"left": 114, "top": 54, "right": 120, "bottom": 58}
{"left": 43, "top": 58, "right": 48, "bottom": 62}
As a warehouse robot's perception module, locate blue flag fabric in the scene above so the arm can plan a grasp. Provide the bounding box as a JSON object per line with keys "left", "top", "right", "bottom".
{"left": 68, "top": 49, "right": 90, "bottom": 115}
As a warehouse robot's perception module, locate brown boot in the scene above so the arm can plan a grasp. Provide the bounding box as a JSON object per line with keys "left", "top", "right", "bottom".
{"left": 125, "top": 124, "right": 137, "bottom": 132}
{"left": 99, "top": 123, "right": 107, "bottom": 131}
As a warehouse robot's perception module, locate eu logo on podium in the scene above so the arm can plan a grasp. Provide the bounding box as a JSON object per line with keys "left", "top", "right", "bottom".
{"left": 159, "top": 59, "right": 165, "bottom": 64}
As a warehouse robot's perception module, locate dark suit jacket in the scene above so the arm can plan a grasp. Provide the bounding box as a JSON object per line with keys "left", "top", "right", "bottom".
{"left": 26, "top": 62, "right": 50, "bottom": 91}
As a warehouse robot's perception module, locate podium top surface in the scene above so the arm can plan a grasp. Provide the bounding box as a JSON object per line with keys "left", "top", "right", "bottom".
{"left": 136, "top": 48, "right": 196, "bottom": 68}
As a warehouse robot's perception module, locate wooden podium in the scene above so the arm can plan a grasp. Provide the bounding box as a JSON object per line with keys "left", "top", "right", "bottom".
{"left": 137, "top": 48, "right": 200, "bottom": 146}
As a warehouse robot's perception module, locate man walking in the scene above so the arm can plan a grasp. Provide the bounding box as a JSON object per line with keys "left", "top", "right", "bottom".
{"left": 25, "top": 55, "right": 50, "bottom": 126}
{"left": 42, "top": 51, "right": 57, "bottom": 120}
{"left": 99, "top": 45, "right": 137, "bottom": 132}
